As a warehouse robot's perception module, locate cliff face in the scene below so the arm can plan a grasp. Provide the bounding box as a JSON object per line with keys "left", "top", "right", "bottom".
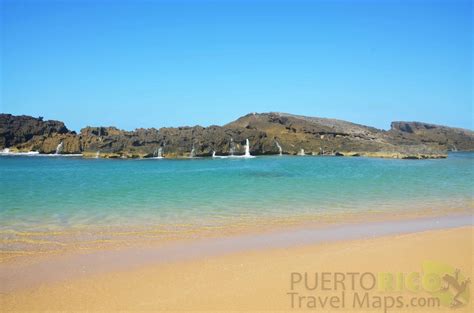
{"left": 1, "top": 112, "right": 473, "bottom": 159}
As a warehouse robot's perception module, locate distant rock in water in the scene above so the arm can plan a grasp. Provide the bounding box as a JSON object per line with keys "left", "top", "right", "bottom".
{"left": 1, "top": 112, "right": 472, "bottom": 159}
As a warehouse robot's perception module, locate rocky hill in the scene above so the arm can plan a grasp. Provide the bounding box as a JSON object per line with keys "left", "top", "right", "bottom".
{"left": 1, "top": 112, "right": 473, "bottom": 159}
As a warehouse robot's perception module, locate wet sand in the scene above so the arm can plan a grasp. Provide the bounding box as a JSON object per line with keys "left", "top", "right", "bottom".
{"left": 1, "top": 216, "right": 473, "bottom": 312}
{"left": 1, "top": 205, "right": 469, "bottom": 264}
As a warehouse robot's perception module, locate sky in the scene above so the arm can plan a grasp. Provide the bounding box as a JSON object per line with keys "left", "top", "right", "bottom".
{"left": 1, "top": 0, "right": 472, "bottom": 131}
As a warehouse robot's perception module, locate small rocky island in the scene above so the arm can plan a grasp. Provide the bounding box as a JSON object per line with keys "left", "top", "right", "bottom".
{"left": 1, "top": 112, "right": 473, "bottom": 159}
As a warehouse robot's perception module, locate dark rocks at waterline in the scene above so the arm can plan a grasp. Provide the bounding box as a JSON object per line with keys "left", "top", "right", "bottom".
{"left": 1, "top": 112, "right": 473, "bottom": 159}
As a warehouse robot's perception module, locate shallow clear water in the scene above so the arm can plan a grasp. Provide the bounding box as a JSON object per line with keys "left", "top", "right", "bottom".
{"left": 1, "top": 153, "right": 472, "bottom": 234}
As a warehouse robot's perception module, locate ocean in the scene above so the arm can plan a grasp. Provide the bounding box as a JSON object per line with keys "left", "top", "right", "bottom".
{"left": 1, "top": 153, "right": 472, "bottom": 258}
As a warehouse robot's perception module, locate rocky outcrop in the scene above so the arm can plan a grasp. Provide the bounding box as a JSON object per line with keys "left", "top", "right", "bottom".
{"left": 388, "top": 121, "right": 474, "bottom": 151}
{"left": 224, "top": 113, "right": 467, "bottom": 158}
{"left": 78, "top": 125, "right": 267, "bottom": 158}
{"left": 0, "top": 114, "right": 69, "bottom": 149}
{"left": 14, "top": 133, "right": 82, "bottom": 154}
{"left": 1, "top": 112, "right": 473, "bottom": 159}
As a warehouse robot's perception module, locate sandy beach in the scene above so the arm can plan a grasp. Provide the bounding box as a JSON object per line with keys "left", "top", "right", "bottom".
{"left": 2, "top": 220, "right": 472, "bottom": 312}
{"left": 2, "top": 0, "right": 473, "bottom": 312}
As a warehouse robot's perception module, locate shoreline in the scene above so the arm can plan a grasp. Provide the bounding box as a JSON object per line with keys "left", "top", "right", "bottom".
{"left": 1, "top": 204, "right": 470, "bottom": 264}
{"left": 1, "top": 213, "right": 471, "bottom": 294}
{"left": 0, "top": 150, "right": 451, "bottom": 159}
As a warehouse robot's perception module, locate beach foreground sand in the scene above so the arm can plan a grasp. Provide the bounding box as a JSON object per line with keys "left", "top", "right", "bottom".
{"left": 2, "top": 226, "right": 473, "bottom": 313}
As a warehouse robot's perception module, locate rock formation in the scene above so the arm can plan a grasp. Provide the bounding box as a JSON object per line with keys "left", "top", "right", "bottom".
{"left": 388, "top": 121, "right": 474, "bottom": 151}
{"left": 1, "top": 112, "right": 473, "bottom": 159}
{"left": 0, "top": 114, "right": 69, "bottom": 148}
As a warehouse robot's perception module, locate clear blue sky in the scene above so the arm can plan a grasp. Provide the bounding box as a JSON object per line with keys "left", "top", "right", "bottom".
{"left": 1, "top": 0, "right": 472, "bottom": 131}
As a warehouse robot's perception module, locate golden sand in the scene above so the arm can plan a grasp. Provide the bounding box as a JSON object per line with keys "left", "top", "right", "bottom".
{"left": 1, "top": 226, "right": 472, "bottom": 313}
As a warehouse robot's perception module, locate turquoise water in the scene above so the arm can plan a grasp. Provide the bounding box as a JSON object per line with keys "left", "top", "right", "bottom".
{"left": 1, "top": 153, "right": 472, "bottom": 234}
